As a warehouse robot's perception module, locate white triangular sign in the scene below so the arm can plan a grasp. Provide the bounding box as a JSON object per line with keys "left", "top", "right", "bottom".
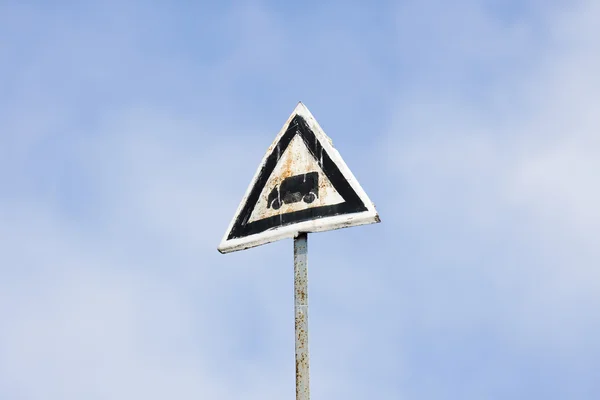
{"left": 218, "top": 102, "right": 380, "bottom": 254}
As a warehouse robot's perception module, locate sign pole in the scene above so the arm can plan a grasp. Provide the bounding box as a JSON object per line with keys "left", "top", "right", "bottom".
{"left": 294, "top": 232, "right": 310, "bottom": 400}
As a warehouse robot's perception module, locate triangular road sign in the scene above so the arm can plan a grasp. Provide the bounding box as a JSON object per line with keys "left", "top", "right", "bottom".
{"left": 218, "top": 102, "right": 380, "bottom": 253}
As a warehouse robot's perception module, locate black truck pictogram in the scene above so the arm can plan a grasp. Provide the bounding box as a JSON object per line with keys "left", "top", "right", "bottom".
{"left": 267, "top": 172, "right": 319, "bottom": 210}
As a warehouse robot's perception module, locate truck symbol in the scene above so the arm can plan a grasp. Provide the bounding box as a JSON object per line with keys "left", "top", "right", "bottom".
{"left": 267, "top": 172, "right": 319, "bottom": 210}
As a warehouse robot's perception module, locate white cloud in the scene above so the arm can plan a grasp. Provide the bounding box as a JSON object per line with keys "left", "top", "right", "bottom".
{"left": 383, "top": 0, "right": 600, "bottom": 358}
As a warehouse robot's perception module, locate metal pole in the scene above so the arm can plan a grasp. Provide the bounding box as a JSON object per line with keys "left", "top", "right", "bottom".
{"left": 294, "top": 232, "right": 310, "bottom": 400}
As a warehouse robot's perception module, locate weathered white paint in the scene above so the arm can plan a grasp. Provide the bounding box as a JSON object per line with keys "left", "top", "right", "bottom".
{"left": 248, "top": 135, "right": 344, "bottom": 223}
{"left": 218, "top": 102, "right": 380, "bottom": 254}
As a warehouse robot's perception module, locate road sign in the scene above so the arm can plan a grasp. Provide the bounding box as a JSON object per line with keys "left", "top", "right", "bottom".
{"left": 218, "top": 102, "right": 380, "bottom": 254}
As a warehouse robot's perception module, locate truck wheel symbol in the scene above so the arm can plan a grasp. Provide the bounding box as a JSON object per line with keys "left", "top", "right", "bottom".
{"left": 303, "top": 192, "right": 316, "bottom": 204}
{"left": 267, "top": 172, "right": 319, "bottom": 210}
{"left": 271, "top": 198, "right": 282, "bottom": 210}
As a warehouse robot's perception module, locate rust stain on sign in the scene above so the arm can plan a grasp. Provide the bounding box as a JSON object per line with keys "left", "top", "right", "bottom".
{"left": 280, "top": 143, "right": 295, "bottom": 179}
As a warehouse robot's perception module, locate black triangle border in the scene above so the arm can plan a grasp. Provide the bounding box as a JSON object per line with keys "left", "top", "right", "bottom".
{"left": 228, "top": 115, "right": 367, "bottom": 240}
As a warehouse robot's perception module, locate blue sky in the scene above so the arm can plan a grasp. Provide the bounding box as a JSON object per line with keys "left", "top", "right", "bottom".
{"left": 1, "top": 1, "right": 599, "bottom": 399}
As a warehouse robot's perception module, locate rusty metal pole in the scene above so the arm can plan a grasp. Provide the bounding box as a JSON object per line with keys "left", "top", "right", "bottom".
{"left": 294, "top": 232, "right": 310, "bottom": 400}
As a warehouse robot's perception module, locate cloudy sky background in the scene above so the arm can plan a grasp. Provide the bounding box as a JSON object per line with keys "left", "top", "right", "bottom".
{"left": 1, "top": 0, "right": 599, "bottom": 398}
